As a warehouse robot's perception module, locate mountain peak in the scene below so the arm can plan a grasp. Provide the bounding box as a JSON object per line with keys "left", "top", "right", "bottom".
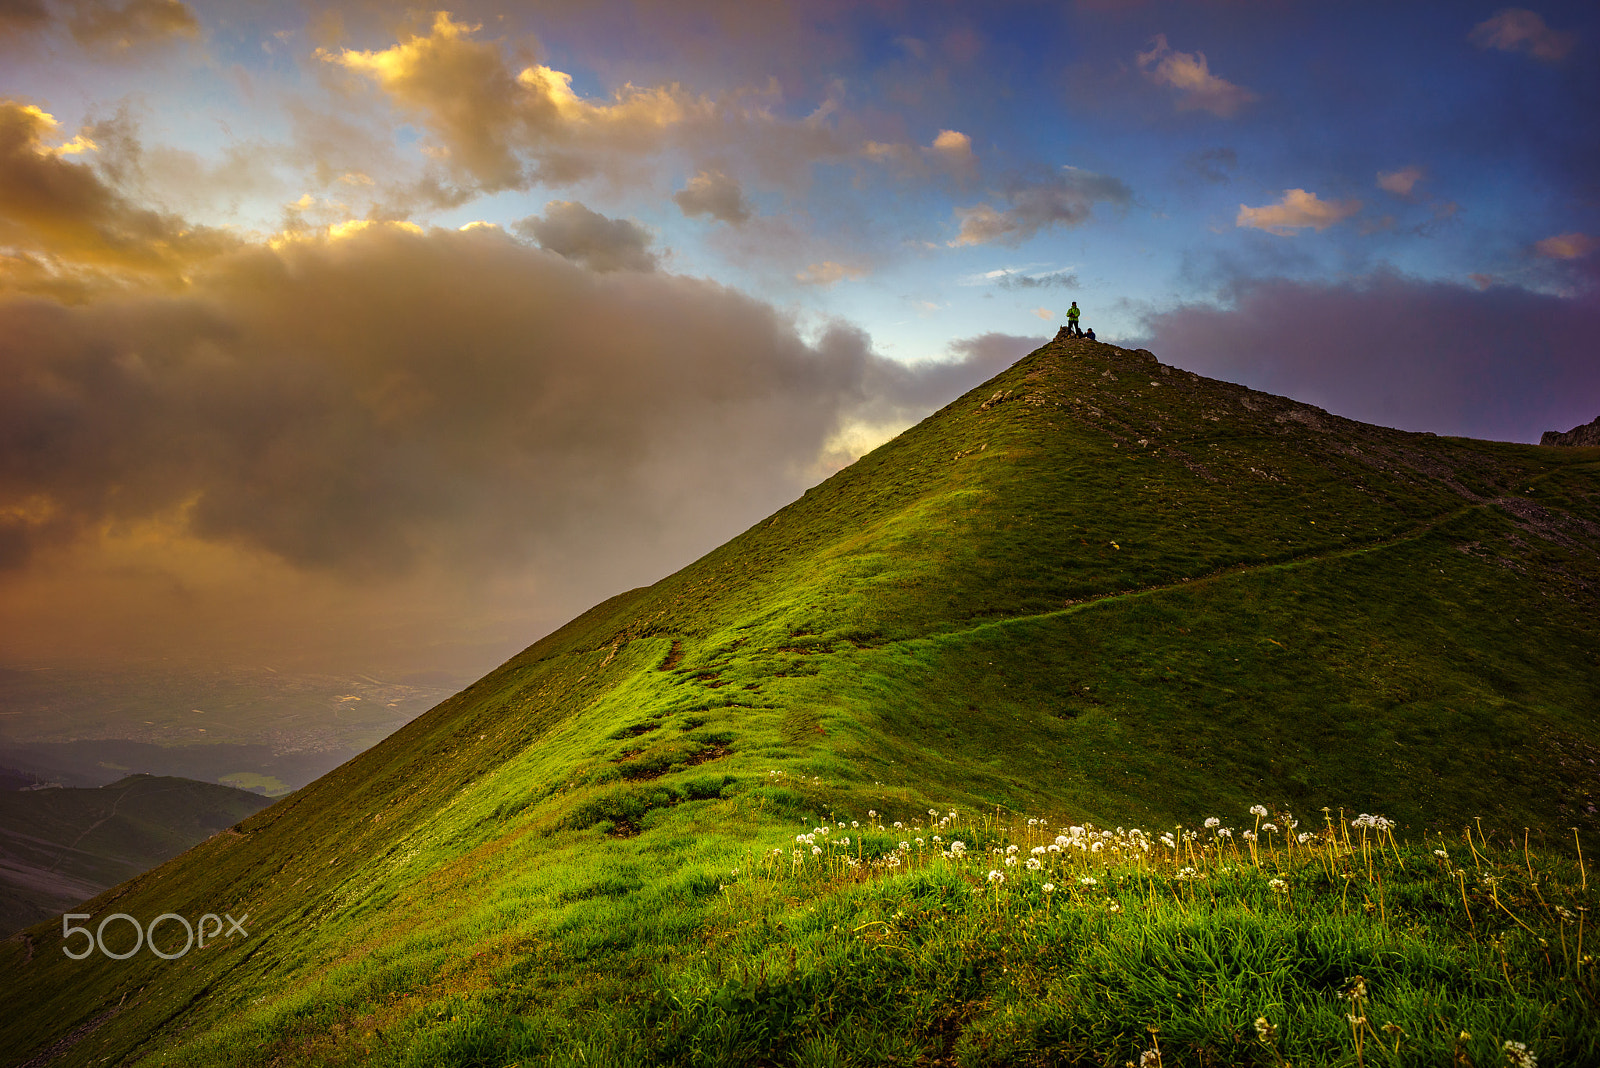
{"left": 1542, "top": 414, "right": 1600, "bottom": 448}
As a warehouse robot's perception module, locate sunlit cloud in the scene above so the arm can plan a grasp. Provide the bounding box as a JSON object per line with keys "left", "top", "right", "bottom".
{"left": 1136, "top": 34, "right": 1258, "bottom": 118}
{"left": 328, "top": 12, "right": 705, "bottom": 192}
{"left": 1533, "top": 232, "right": 1597, "bottom": 259}
{"left": 795, "top": 260, "right": 867, "bottom": 286}
{"left": 0, "top": 100, "right": 237, "bottom": 280}
{"left": 926, "top": 128, "right": 974, "bottom": 171}
{"left": 1470, "top": 8, "right": 1575, "bottom": 63}
{"left": 1236, "top": 189, "right": 1362, "bottom": 236}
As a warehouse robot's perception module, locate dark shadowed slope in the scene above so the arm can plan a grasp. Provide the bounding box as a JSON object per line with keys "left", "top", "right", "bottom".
{"left": 3, "top": 336, "right": 1598, "bottom": 1067}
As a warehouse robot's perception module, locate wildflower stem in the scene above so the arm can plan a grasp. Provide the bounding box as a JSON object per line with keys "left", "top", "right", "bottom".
{"left": 1575, "top": 828, "right": 1587, "bottom": 892}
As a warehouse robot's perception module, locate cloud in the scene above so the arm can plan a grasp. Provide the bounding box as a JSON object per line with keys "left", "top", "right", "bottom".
{"left": 0, "top": 100, "right": 236, "bottom": 279}
{"left": 997, "top": 268, "right": 1080, "bottom": 290}
{"left": 672, "top": 169, "right": 752, "bottom": 224}
{"left": 1236, "top": 189, "right": 1362, "bottom": 236}
{"left": 68, "top": 0, "right": 200, "bottom": 54}
{"left": 325, "top": 12, "right": 863, "bottom": 201}
{"left": 0, "top": 219, "right": 1026, "bottom": 671}
{"left": 0, "top": 0, "right": 50, "bottom": 37}
{"left": 329, "top": 12, "right": 704, "bottom": 192}
{"left": 513, "top": 200, "right": 660, "bottom": 272}
{"left": 1534, "top": 232, "right": 1597, "bottom": 260}
{"left": 926, "top": 128, "right": 973, "bottom": 169}
{"left": 1470, "top": 8, "right": 1576, "bottom": 63}
{"left": 1184, "top": 146, "right": 1236, "bottom": 184}
{"left": 1136, "top": 34, "right": 1258, "bottom": 118}
{"left": 949, "top": 168, "right": 1131, "bottom": 247}
{"left": 795, "top": 260, "right": 866, "bottom": 286}
{"left": 1377, "top": 166, "right": 1424, "bottom": 197}
{"left": 1139, "top": 269, "right": 1600, "bottom": 442}
{"left": 1031, "top": 307, "right": 1053, "bottom": 321}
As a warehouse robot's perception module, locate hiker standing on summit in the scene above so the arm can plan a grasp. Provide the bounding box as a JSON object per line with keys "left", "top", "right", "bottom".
{"left": 1066, "top": 302, "right": 1081, "bottom": 337}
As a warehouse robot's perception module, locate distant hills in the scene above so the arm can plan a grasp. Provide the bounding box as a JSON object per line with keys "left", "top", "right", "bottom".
{"left": 0, "top": 775, "right": 271, "bottom": 936}
{"left": 2, "top": 336, "right": 1597, "bottom": 1066}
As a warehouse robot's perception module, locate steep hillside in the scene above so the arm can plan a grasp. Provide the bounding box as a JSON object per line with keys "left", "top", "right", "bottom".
{"left": 0, "top": 776, "right": 272, "bottom": 936}
{"left": 3, "top": 336, "right": 1598, "bottom": 1067}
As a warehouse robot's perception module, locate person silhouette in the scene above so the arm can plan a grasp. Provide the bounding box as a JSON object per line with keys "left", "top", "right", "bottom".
{"left": 1066, "top": 302, "right": 1081, "bottom": 336}
{"left": 1085, "top": 327, "right": 1096, "bottom": 341}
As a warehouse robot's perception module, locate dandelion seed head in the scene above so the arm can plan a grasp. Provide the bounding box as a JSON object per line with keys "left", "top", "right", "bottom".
{"left": 1250, "top": 804, "right": 1269, "bottom": 818}
{"left": 1042, "top": 882, "right": 1055, "bottom": 892}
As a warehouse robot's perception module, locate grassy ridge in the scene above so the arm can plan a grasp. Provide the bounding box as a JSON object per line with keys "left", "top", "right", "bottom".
{"left": 1, "top": 337, "right": 1598, "bottom": 1066}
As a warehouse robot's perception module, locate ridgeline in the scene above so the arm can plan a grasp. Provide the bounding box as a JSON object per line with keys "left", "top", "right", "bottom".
{"left": 4, "top": 337, "right": 1598, "bottom": 1067}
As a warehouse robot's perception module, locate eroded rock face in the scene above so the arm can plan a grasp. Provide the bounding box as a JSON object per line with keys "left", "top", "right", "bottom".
{"left": 1542, "top": 416, "right": 1600, "bottom": 447}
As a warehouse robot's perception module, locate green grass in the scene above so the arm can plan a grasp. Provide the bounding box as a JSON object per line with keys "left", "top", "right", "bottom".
{"left": 2, "top": 337, "right": 1598, "bottom": 1066}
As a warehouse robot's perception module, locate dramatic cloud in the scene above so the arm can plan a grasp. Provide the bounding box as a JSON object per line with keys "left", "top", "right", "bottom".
{"left": 0, "top": 100, "right": 236, "bottom": 279}
{"left": 1471, "top": 8, "right": 1576, "bottom": 63}
{"left": 1141, "top": 270, "right": 1600, "bottom": 442}
{"left": 1136, "top": 34, "right": 1259, "bottom": 118}
{"left": 673, "top": 169, "right": 752, "bottom": 224}
{"left": 950, "top": 168, "right": 1131, "bottom": 246}
{"left": 1377, "top": 166, "right": 1425, "bottom": 197}
{"left": 0, "top": 221, "right": 1015, "bottom": 667}
{"left": 1534, "top": 232, "right": 1597, "bottom": 260}
{"left": 513, "top": 200, "right": 660, "bottom": 272}
{"left": 68, "top": 0, "right": 199, "bottom": 53}
{"left": 1236, "top": 189, "right": 1362, "bottom": 236}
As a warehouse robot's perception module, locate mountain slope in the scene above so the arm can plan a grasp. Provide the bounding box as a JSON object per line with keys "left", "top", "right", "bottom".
{"left": 3, "top": 335, "right": 1598, "bottom": 1066}
{"left": 0, "top": 776, "right": 273, "bottom": 936}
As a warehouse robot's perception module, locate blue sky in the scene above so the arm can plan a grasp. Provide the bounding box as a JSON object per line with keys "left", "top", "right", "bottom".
{"left": 0, "top": 1, "right": 1596, "bottom": 676}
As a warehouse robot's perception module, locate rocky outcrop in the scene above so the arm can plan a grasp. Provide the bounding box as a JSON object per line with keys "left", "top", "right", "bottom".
{"left": 1542, "top": 416, "right": 1600, "bottom": 447}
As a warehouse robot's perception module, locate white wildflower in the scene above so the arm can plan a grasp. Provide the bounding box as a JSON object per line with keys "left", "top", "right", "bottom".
{"left": 1205, "top": 817, "right": 1221, "bottom": 829}
{"left": 1250, "top": 804, "right": 1269, "bottom": 818}
{"left": 1079, "top": 876, "right": 1098, "bottom": 886}
{"left": 1025, "top": 857, "right": 1042, "bottom": 871}
{"left": 1503, "top": 1040, "right": 1537, "bottom": 1068}
{"left": 987, "top": 870, "right": 1005, "bottom": 883}
{"left": 1042, "top": 882, "right": 1055, "bottom": 893}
